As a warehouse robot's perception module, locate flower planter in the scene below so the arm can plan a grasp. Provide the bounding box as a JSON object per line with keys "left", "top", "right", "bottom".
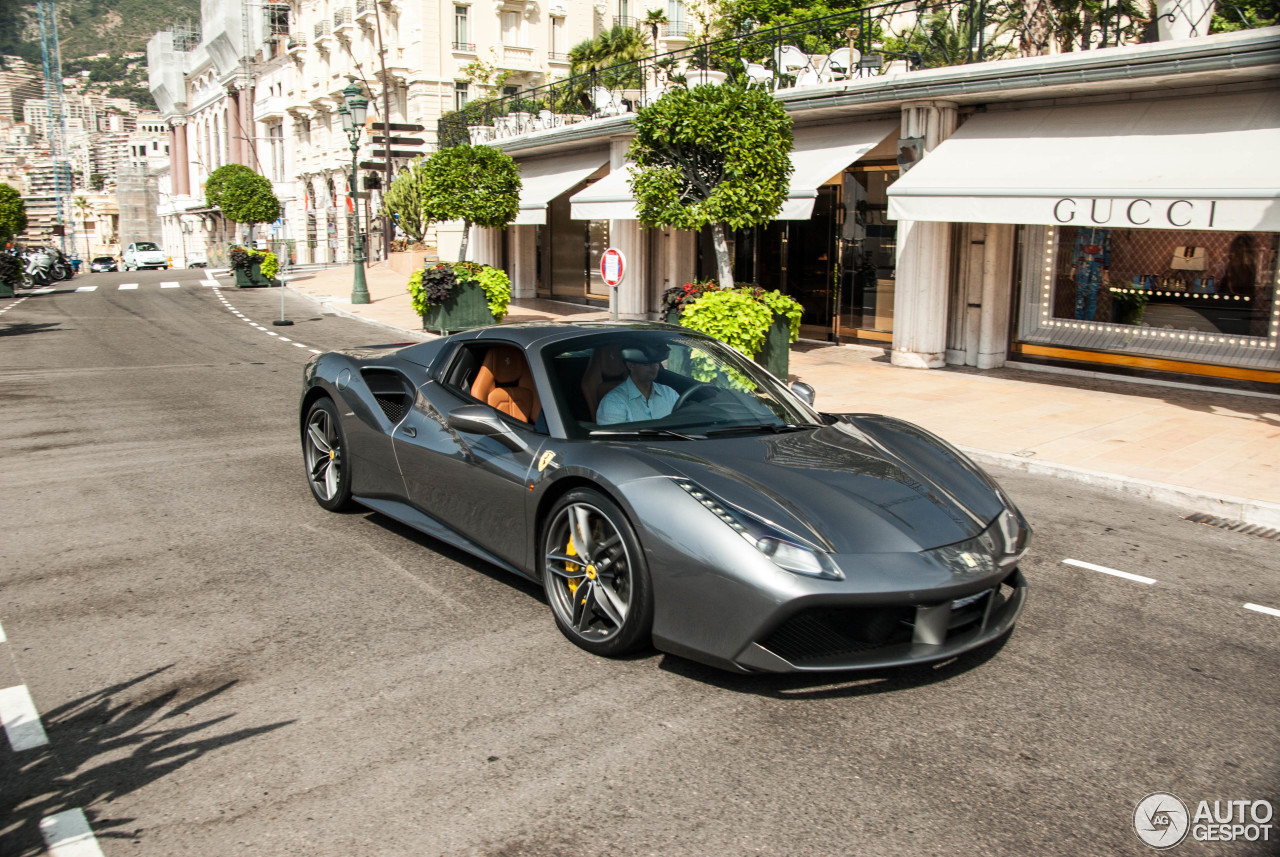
{"left": 421, "top": 278, "right": 496, "bottom": 334}
{"left": 234, "top": 256, "right": 277, "bottom": 288}
{"left": 754, "top": 312, "right": 792, "bottom": 380}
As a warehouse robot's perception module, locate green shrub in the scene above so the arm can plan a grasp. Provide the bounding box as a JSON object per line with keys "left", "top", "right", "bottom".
{"left": 474, "top": 266, "right": 511, "bottom": 322}
{"left": 741, "top": 285, "right": 803, "bottom": 343}
{"left": 680, "top": 288, "right": 773, "bottom": 358}
{"left": 257, "top": 251, "right": 279, "bottom": 280}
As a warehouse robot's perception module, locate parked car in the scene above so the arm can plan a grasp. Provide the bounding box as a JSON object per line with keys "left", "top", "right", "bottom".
{"left": 89, "top": 256, "right": 118, "bottom": 273}
{"left": 122, "top": 242, "right": 169, "bottom": 271}
{"left": 300, "top": 323, "right": 1030, "bottom": 673}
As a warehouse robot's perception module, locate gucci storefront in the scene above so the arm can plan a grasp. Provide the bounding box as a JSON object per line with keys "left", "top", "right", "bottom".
{"left": 890, "top": 88, "right": 1280, "bottom": 384}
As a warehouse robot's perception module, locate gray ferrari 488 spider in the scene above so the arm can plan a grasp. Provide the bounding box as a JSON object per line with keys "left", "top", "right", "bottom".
{"left": 300, "top": 322, "right": 1029, "bottom": 673}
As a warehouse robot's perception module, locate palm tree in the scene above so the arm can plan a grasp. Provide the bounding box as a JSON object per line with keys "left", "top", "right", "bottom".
{"left": 566, "top": 25, "right": 650, "bottom": 109}
{"left": 73, "top": 196, "right": 91, "bottom": 260}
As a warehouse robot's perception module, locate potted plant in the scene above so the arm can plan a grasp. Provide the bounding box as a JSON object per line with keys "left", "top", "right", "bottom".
{"left": 669, "top": 282, "right": 803, "bottom": 379}
{"left": 0, "top": 251, "right": 22, "bottom": 298}
{"left": 229, "top": 247, "right": 280, "bottom": 287}
{"left": 408, "top": 262, "right": 511, "bottom": 334}
{"left": 660, "top": 278, "right": 719, "bottom": 324}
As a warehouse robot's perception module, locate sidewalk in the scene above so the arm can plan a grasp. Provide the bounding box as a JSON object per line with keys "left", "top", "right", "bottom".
{"left": 281, "top": 262, "right": 1280, "bottom": 527}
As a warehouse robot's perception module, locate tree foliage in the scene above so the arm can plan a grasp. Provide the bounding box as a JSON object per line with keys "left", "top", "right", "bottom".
{"left": 628, "top": 83, "right": 792, "bottom": 288}
{"left": 218, "top": 171, "right": 281, "bottom": 226}
{"left": 0, "top": 183, "right": 28, "bottom": 245}
{"left": 419, "top": 145, "right": 521, "bottom": 261}
{"left": 204, "top": 164, "right": 257, "bottom": 210}
{"left": 381, "top": 158, "right": 430, "bottom": 242}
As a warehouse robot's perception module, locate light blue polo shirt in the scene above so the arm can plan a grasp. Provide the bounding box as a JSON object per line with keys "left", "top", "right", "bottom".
{"left": 596, "top": 376, "right": 679, "bottom": 424}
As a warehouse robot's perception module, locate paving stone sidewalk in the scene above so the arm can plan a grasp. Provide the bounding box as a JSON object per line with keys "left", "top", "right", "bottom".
{"left": 276, "top": 262, "right": 1280, "bottom": 527}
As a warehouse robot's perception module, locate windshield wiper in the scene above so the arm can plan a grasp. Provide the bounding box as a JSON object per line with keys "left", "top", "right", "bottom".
{"left": 705, "top": 423, "right": 815, "bottom": 437}
{"left": 590, "top": 428, "right": 702, "bottom": 441}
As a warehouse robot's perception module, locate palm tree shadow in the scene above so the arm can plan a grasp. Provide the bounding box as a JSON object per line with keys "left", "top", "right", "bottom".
{"left": 0, "top": 665, "right": 293, "bottom": 856}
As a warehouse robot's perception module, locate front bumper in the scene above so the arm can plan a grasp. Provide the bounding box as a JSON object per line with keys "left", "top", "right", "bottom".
{"left": 732, "top": 569, "right": 1026, "bottom": 672}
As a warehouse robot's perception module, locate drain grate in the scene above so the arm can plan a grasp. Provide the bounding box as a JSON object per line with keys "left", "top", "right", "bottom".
{"left": 1183, "top": 513, "right": 1280, "bottom": 541}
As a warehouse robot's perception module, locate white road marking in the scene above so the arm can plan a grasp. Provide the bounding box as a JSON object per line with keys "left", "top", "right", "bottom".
{"left": 309, "top": 349, "right": 322, "bottom": 354}
{"left": 1062, "top": 558, "right": 1156, "bottom": 585}
{"left": 266, "top": 331, "right": 278, "bottom": 336}
{"left": 161, "top": 282, "right": 180, "bottom": 288}
{"left": 0, "top": 619, "right": 5, "bottom": 642}
{"left": 75, "top": 285, "right": 97, "bottom": 292}
{"left": 118, "top": 283, "right": 138, "bottom": 290}
{"left": 40, "top": 809, "right": 105, "bottom": 857}
{"left": 1244, "top": 603, "right": 1280, "bottom": 618}
{"left": 0, "top": 296, "right": 30, "bottom": 315}
{"left": 0, "top": 684, "right": 50, "bottom": 751}
{"left": 278, "top": 337, "right": 291, "bottom": 342}
{"left": 29, "top": 287, "right": 55, "bottom": 295}
{"left": 294, "top": 342, "right": 307, "bottom": 348}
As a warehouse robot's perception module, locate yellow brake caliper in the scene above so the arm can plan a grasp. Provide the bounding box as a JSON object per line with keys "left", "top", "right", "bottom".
{"left": 565, "top": 534, "right": 580, "bottom": 597}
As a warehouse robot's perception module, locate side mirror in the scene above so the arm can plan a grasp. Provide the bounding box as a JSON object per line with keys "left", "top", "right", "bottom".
{"left": 789, "top": 381, "right": 816, "bottom": 406}
{"left": 446, "top": 404, "right": 529, "bottom": 452}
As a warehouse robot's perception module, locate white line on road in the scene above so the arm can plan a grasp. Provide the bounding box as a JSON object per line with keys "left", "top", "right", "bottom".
{"left": 40, "top": 809, "right": 105, "bottom": 857}
{"left": 278, "top": 337, "right": 291, "bottom": 342}
{"left": 1244, "top": 603, "right": 1280, "bottom": 618}
{"left": 309, "top": 349, "right": 321, "bottom": 354}
{"left": 0, "top": 619, "right": 5, "bottom": 642}
{"left": 294, "top": 342, "right": 307, "bottom": 348}
{"left": 0, "top": 684, "right": 50, "bottom": 751}
{"left": 75, "top": 285, "right": 97, "bottom": 292}
{"left": 1062, "top": 558, "right": 1156, "bottom": 585}
{"left": 118, "top": 283, "right": 138, "bottom": 290}
{"left": 267, "top": 331, "right": 278, "bottom": 336}
{"left": 161, "top": 282, "right": 180, "bottom": 288}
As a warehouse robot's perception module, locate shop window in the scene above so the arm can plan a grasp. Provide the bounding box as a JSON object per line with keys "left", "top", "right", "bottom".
{"left": 1016, "top": 225, "right": 1280, "bottom": 369}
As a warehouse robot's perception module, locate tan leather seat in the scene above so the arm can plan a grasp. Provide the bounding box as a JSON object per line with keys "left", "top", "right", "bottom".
{"left": 581, "top": 345, "right": 626, "bottom": 419}
{"left": 471, "top": 346, "right": 541, "bottom": 424}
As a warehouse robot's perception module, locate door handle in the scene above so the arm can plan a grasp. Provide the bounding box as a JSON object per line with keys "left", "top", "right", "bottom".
{"left": 402, "top": 426, "right": 417, "bottom": 437}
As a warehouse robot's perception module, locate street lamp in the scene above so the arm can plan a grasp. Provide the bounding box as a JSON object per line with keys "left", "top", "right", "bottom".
{"left": 340, "top": 77, "right": 370, "bottom": 304}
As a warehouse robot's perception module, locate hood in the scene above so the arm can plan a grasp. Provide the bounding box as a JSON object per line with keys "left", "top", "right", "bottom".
{"left": 628, "top": 420, "right": 1005, "bottom": 554}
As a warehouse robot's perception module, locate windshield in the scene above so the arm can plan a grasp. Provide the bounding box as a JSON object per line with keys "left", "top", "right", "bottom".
{"left": 544, "top": 330, "right": 821, "bottom": 440}
{"left": 135, "top": 242, "right": 160, "bottom": 252}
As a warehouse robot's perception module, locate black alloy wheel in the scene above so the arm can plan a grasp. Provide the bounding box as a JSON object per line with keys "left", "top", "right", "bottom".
{"left": 303, "top": 398, "right": 356, "bottom": 511}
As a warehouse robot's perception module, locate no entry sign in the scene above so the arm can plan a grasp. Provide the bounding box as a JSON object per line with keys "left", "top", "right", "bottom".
{"left": 601, "top": 248, "right": 625, "bottom": 286}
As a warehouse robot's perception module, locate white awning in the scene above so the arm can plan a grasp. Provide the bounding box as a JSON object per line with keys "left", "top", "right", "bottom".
{"left": 514, "top": 150, "right": 610, "bottom": 225}
{"left": 777, "top": 121, "right": 899, "bottom": 219}
{"left": 571, "top": 120, "right": 899, "bottom": 221}
{"left": 887, "top": 91, "right": 1280, "bottom": 231}
{"left": 570, "top": 166, "right": 636, "bottom": 220}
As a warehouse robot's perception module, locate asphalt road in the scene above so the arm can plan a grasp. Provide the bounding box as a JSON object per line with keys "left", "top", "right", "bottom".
{"left": 1, "top": 268, "right": 1277, "bottom": 857}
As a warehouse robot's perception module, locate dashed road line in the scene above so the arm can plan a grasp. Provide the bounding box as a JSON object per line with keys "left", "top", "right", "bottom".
{"left": 1244, "top": 603, "right": 1280, "bottom": 618}
{"left": 0, "top": 684, "right": 51, "bottom": 752}
{"left": 1061, "top": 558, "right": 1156, "bottom": 585}
{"left": 214, "top": 286, "right": 320, "bottom": 356}
{"left": 118, "top": 283, "right": 138, "bottom": 290}
{"left": 0, "top": 619, "right": 6, "bottom": 643}
{"left": 0, "top": 296, "right": 30, "bottom": 315}
{"left": 161, "top": 281, "right": 180, "bottom": 288}
{"left": 41, "top": 809, "right": 106, "bottom": 857}
{"left": 75, "top": 285, "right": 97, "bottom": 292}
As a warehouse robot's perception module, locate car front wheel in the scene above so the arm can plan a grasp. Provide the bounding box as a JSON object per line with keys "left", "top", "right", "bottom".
{"left": 303, "top": 397, "right": 356, "bottom": 511}
{"left": 542, "top": 489, "right": 653, "bottom": 657}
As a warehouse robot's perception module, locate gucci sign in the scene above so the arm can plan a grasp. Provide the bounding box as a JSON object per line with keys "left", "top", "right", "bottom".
{"left": 1052, "top": 198, "right": 1220, "bottom": 229}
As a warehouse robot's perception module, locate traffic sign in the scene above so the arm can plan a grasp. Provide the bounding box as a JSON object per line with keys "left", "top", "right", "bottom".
{"left": 601, "top": 248, "right": 625, "bottom": 287}
{"left": 371, "top": 136, "right": 426, "bottom": 146}
{"left": 369, "top": 122, "right": 425, "bottom": 132}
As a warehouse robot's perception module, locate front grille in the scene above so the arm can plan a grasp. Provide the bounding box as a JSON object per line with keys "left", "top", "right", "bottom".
{"left": 761, "top": 606, "right": 914, "bottom": 664}
{"left": 374, "top": 394, "right": 408, "bottom": 423}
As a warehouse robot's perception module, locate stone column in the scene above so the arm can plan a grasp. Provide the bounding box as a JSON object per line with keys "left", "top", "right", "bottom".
{"left": 170, "top": 119, "right": 190, "bottom": 197}
{"left": 975, "top": 223, "right": 1015, "bottom": 369}
{"left": 225, "top": 92, "right": 241, "bottom": 166}
{"left": 469, "top": 226, "right": 502, "bottom": 267}
{"left": 608, "top": 136, "right": 649, "bottom": 319}
{"left": 891, "top": 100, "right": 958, "bottom": 369}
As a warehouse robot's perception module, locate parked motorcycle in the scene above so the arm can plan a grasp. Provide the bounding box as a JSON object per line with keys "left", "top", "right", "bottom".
{"left": 48, "top": 247, "right": 74, "bottom": 281}
{"left": 23, "top": 247, "right": 54, "bottom": 288}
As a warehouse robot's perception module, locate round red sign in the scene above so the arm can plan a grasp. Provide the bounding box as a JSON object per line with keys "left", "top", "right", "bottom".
{"left": 600, "top": 248, "right": 625, "bottom": 287}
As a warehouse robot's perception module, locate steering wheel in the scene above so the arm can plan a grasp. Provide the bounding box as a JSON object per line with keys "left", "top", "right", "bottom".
{"left": 673, "top": 383, "right": 715, "bottom": 412}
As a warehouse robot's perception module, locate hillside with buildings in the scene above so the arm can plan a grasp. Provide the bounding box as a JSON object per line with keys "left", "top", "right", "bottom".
{"left": 0, "top": 0, "right": 199, "bottom": 64}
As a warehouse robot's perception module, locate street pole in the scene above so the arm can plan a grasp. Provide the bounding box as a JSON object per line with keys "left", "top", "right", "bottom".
{"left": 340, "top": 78, "right": 371, "bottom": 305}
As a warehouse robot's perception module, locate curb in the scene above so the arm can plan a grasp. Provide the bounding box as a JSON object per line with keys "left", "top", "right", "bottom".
{"left": 965, "top": 448, "right": 1280, "bottom": 530}
{"left": 290, "top": 287, "right": 1280, "bottom": 528}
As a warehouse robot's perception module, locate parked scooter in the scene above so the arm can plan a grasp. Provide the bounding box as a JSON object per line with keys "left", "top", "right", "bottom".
{"left": 23, "top": 247, "right": 54, "bottom": 288}
{"left": 48, "top": 247, "right": 74, "bottom": 281}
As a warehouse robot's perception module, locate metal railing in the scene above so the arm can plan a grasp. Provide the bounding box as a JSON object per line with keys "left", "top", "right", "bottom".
{"left": 314, "top": 20, "right": 331, "bottom": 39}
{"left": 453, "top": 41, "right": 476, "bottom": 52}
{"left": 355, "top": 0, "right": 373, "bottom": 15}
{"left": 334, "top": 7, "right": 353, "bottom": 27}
{"left": 663, "top": 21, "right": 691, "bottom": 38}
{"left": 438, "top": 0, "right": 1269, "bottom": 147}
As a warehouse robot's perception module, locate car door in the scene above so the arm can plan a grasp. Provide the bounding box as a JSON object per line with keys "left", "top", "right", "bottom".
{"left": 392, "top": 343, "right": 548, "bottom": 569}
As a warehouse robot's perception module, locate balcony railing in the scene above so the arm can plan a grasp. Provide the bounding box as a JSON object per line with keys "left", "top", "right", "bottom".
{"left": 314, "top": 20, "right": 331, "bottom": 40}
{"left": 355, "top": 0, "right": 374, "bottom": 17}
{"left": 453, "top": 41, "right": 476, "bottom": 52}
{"left": 663, "top": 21, "right": 691, "bottom": 38}
{"left": 334, "top": 7, "right": 353, "bottom": 27}
{"left": 438, "top": 0, "right": 1271, "bottom": 148}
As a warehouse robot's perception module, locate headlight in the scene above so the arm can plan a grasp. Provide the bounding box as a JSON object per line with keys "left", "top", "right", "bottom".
{"left": 928, "top": 512, "right": 1028, "bottom": 578}
{"left": 674, "top": 479, "right": 842, "bottom": 580}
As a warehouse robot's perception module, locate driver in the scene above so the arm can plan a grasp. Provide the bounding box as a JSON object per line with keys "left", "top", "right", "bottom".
{"left": 596, "top": 343, "right": 679, "bottom": 424}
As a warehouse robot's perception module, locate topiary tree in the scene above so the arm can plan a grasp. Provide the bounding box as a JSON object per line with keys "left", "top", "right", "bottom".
{"left": 420, "top": 144, "right": 521, "bottom": 262}
{"left": 0, "top": 182, "right": 28, "bottom": 246}
{"left": 382, "top": 158, "right": 430, "bottom": 244}
{"left": 629, "top": 83, "right": 793, "bottom": 289}
{"left": 213, "top": 168, "right": 281, "bottom": 246}
{"left": 204, "top": 164, "right": 257, "bottom": 210}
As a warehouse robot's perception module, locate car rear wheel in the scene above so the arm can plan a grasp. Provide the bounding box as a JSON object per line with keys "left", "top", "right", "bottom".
{"left": 303, "top": 397, "right": 356, "bottom": 511}
{"left": 542, "top": 489, "right": 653, "bottom": 657}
